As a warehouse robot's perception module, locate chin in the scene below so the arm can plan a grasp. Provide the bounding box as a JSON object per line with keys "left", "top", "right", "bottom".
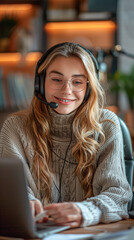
{"left": 55, "top": 108, "right": 74, "bottom": 115}
{"left": 55, "top": 110, "right": 72, "bottom": 115}
{"left": 55, "top": 105, "right": 79, "bottom": 115}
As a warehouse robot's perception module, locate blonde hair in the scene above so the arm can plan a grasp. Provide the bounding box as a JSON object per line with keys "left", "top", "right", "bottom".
{"left": 24, "top": 43, "right": 105, "bottom": 203}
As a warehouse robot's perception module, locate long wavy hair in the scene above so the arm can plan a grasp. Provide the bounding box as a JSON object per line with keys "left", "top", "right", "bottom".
{"left": 23, "top": 42, "right": 106, "bottom": 204}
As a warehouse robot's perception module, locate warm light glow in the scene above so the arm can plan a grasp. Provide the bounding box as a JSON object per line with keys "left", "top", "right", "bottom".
{"left": 0, "top": 52, "right": 42, "bottom": 64}
{"left": 0, "top": 53, "right": 21, "bottom": 63}
{"left": 45, "top": 21, "right": 116, "bottom": 32}
{"left": 25, "top": 52, "right": 42, "bottom": 62}
{"left": 0, "top": 4, "right": 33, "bottom": 16}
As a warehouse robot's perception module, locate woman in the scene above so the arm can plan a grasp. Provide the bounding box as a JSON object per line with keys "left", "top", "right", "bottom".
{"left": 0, "top": 42, "right": 132, "bottom": 228}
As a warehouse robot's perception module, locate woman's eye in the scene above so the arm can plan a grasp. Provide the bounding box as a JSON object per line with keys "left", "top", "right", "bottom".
{"left": 52, "top": 78, "right": 62, "bottom": 83}
{"left": 73, "top": 80, "right": 83, "bottom": 85}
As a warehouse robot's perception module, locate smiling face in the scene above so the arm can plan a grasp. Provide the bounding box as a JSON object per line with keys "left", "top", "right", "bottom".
{"left": 45, "top": 56, "right": 88, "bottom": 114}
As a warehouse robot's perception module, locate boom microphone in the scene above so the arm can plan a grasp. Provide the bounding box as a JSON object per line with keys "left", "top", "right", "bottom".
{"left": 35, "top": 93, "right": 58, "bottom": 109}
{"left": 112, "top": 45, "right": 134, "bottom": 59}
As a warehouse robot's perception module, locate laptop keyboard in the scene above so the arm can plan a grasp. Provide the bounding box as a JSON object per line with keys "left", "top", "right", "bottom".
{"left": 36, "top": 221, "right": 58, "bottom": 230}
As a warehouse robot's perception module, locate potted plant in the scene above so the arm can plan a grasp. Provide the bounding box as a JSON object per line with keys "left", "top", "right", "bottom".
{"left": 109, "top": 65, "right": 134, "bottom": 136}
{"left": 109, "top": 65, "right": 134, "bottom": 110}
{"left": 0, "top": 16, "right": 17, "bottom": 52}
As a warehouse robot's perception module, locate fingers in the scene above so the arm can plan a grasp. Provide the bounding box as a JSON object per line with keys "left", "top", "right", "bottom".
{"left": 34, "top": 200, "right": 48, "bottom": 222}
{"left": 29, "top": 200, "right": 44, "bottom": 218}
{"left": 29, "top": 200, "right": 36, "bottom": 217}
{"left": 61, "top": 220, "right": 81, "bottom": 228}
{"left": 51, "top": 213, "right": 81, "bottom": 227}
{"left": 34, "top": 199, "right": 44, "bottom": 215}
{"left": 44, "top": 202, "right": 82, "bottom": 228}
{"left": 30, "top": 201, "right": 82, "bottom": 227}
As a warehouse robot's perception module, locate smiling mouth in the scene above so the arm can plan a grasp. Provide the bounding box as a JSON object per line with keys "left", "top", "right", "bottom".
{"left": 55, "top": 97, "right": 75, "bottom": 103}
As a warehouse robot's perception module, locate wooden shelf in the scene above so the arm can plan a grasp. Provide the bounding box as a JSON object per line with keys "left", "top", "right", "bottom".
{"left": 0, "top": 0, "right": 43, "bottom": 5}
{"left": 45, "top": 20, "right": 116, "bottom": 31}
{"left": 0, "top": 52, "right": 42, "bottom": 64}
{"left": 0, "top": 52, "right": 42, "bottom": 76}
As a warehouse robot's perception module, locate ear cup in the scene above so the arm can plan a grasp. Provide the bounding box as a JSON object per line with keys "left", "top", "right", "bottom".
{"left": 84, "top": 83, "right": 90, "bottom": 101}
{"left": 34, "top": 73, "right": 45, "bottom": 98}
{"left": 39, "top": 73, "right": 45, "bottom": 97}
{"left": 34, "top": 74, "right": 40, "bottom": 96}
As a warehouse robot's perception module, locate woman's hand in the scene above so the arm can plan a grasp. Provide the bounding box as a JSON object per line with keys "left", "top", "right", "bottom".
{"left": 30, "top": 200, "right": 48, "bottom": 223}
{"left": 44, "top": 202, "right": 82, "bottom": 228}
{"left": 30, "top": 199, "right": 43, "bottom": 217}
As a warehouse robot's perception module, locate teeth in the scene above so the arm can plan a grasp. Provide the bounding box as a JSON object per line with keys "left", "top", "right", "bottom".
{"left": 60, "top": 99, "right": 71, "bottom": 102}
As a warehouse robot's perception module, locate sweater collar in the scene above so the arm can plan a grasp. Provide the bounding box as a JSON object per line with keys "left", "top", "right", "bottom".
{"left": 48, "top": 108, "right": 76, "bottom": 139}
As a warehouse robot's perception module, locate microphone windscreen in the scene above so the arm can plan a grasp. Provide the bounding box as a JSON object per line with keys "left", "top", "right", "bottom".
{"left": 49, "top": 102, "right": 58, "bottom": 109}
{"left": 114, "top": 45, "right": 122, "bottom": 52}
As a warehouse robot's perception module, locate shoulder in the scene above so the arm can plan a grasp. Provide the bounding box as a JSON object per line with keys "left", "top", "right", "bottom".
{"left": 0, "top": 112, "right": 33, "bottom": 151}
{"left": 3, "top": 113, "right": 27, "bottom": 126}
{"left": 102, "top": 109, "right": 119, "bottom": 123}
{"left": 101, "top": 109, "right": 121, "bottom": 138}
{"left": 1, "top": 112, "right": 29, "bottom": 134}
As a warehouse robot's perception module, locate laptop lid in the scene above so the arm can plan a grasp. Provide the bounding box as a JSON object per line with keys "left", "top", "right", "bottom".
{"left": 0, "top": 158, "right": 69, "bottom": 239}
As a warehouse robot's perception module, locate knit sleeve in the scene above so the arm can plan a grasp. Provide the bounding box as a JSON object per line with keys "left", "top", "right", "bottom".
{"left": 0, "top": 116, "right": 38, "bottom": 202}
{"left": 75, "top": 110, "right": 132, "bottom": 227}
{"left": 0, "top": 117, "right": 25, "bottom": 159}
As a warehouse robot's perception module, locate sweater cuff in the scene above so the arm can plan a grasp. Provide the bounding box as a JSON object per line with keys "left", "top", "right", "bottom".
{"left": 28, "top": 193, "right": 38, "bottom": 201}
{"left": 75, "top": 201, "right": 101, "bottom": 227}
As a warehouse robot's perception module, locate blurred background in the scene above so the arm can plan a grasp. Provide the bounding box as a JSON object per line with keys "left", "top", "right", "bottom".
{"left": 0, "top": 0, "right": 134, "bottom": 147}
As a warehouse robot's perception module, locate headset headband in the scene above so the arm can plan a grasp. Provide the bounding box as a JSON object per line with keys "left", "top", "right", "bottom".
{"left": 35, "top": 42, "right": 99, "bottom": 77}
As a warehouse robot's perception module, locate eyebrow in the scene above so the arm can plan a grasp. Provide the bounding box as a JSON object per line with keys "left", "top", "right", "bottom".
{"left": 49, "top": 70, "right": 64, "bottom": 76}
{"left": 49, "top": 70, "right": 87, "bottom": 78}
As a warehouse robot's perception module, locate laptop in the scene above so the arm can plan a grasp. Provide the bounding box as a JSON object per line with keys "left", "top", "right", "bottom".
{"left": 0, "top": 158, "right": 69, "bottom": 239}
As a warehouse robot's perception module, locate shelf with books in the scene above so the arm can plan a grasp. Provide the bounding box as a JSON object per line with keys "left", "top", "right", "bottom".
{"left": 0, "top": 0, "right": 44, "bottom": 128}
{"left": 0, "top": 52, "right": 42, "bottom": 112}
{"left": 43, "top": 0, "right": 117, "bottom": 56}
{"left": 0, "top": 1, "right": 43, "bottom": 53}
{"left": 0, "top": 71, "right": 33, "bottom": 111}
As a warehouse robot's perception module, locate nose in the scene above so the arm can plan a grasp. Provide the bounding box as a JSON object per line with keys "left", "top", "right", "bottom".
{"left": 61, "top": 81, "right": 72, "bottom": 92}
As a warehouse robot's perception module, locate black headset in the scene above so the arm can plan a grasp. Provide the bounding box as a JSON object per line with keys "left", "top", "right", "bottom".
{"left": 34, "top": 42, "right": 99, "bottom": 109}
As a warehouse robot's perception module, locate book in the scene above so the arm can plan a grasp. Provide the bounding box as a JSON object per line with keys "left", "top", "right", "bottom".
{"left": 1, "top": 73, "right": 12, "bottom": 109}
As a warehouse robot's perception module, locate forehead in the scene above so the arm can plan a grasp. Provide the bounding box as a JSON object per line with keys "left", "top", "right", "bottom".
{"left": 46, "top": 55, "right": 87, "bottom": 75}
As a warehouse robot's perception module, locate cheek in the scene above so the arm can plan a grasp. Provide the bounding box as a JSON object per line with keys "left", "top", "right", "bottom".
{"left": 45, "top": 81, "right": 51, "bottom": 100}
{"left": 45, "top": 80, "right": 52, "bottom": 93}
{"left": 76, "top": 90, "right": 86, "bottom": 102}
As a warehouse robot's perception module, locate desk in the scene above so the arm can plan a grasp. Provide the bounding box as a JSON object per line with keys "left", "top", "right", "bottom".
{"left": 61, "top": 218, "right": 134, "bottom": 235}
{"left": 0, "top": 219, "right": 134, "bottom": 240}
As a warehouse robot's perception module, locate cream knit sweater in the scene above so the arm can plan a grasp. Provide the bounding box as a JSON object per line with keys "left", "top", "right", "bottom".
{"left": 0, "top": 108, "right": 132, "bottom": 227}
